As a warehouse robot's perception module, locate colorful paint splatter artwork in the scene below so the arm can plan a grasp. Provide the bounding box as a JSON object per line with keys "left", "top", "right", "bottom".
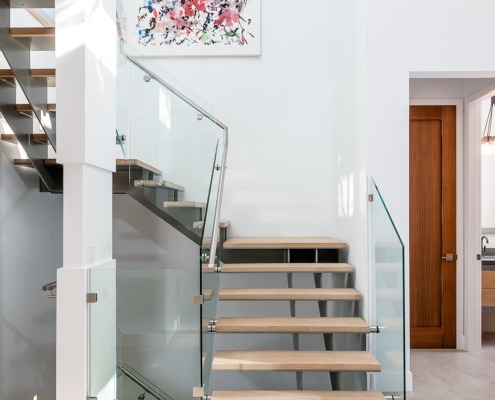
{"left": 136, "top": 0, "right": 257, "bottom": 49}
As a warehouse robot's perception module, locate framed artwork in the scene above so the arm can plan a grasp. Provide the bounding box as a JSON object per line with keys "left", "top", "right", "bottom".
{"left": 127, "top": 0, "right": 261, "bottom": 56}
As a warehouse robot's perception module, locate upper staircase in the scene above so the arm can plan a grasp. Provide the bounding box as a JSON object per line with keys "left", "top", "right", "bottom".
{"left": 0, "top": 4, "right": 227, "bottom": 246}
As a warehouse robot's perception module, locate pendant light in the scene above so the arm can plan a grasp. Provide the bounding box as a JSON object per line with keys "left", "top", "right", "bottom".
{"left": 482, "top": 96, "right": 495, "bottom": 155}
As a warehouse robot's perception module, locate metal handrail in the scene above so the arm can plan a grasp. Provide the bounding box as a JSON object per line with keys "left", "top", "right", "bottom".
{"left": 42, "top": 281, "right": 57, "bottom": 292}
{"left": 208, "top": 129, "right": 228, "bottom": 268}
{"left": 126, "top": 55, "right": 228, "bottom": 270}
{"left": 117, "top": 362, "right": 172, "bottom": 400}
{"left": 126, "top": 56, "right": 227, "bottom": 130}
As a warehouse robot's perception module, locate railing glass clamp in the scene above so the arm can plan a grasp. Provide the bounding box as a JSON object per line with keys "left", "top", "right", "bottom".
{"left": 207, "top": 319, "right": 217, "bottom": 332}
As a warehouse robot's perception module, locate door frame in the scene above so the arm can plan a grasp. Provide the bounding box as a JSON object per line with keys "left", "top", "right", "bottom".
{"left": 464, "top": 83, "right": 495, "bottom": 352}
{"left": 409, "top": 99, "right": 465, "bottom": 349}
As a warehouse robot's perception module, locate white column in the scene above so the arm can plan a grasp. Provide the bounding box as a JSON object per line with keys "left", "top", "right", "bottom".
{"left": 55, "top": 0, "right": 116, "bottom": 399}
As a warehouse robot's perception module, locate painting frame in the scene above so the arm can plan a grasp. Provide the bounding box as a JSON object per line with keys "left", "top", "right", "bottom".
{"left": 126, "top": 0, "right": 261, "bottom": 57}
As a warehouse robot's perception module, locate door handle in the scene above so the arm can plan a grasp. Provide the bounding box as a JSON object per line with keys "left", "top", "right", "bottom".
{"left": 441, "top": 253, "right": 455, "bottom": 261}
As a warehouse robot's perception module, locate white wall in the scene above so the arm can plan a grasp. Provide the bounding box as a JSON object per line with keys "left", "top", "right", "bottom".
{"left": 0, "top": 138, "right": 62, "bottom": 400}
{"left": 148, "top": 0, "right": 334, "bottom": 239}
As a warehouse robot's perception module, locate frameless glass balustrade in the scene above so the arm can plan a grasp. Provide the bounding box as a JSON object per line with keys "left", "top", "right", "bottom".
{"left": 368, "top": 178, "right": 406, "bottom": 399}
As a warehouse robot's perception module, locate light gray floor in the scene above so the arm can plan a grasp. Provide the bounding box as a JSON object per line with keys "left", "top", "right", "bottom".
{"left": 408, "top": 333, "right": 495, "bottom": 400}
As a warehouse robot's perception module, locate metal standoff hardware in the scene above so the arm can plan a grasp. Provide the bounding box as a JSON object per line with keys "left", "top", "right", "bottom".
{"left": 42, "top": 281, "right": 57, "bottom": 299}
{"left": 207, "top": 319, "right": 218, "bottom": 332}
{"left": 197, "top": 113, "right": 204, "bottom": 120}
{"left": 370, "top": 326, "right": 386, "bottom": 333}
{"left": 143, "top": 74, "right": 151, "bottom": 82}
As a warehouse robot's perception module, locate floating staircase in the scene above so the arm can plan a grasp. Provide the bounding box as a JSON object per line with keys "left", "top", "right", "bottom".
{"left": 206, "top": 236, "right": 384, "bottom": 399}
{"left": 0, "top": 8, "right": 211, "bottom": 242}
{"left": 0, "top": 5, "right": 403, "bottom": 400}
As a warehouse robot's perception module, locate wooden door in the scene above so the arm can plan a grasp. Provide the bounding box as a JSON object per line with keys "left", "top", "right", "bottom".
{"left": 410, "top": 105, "right": 457, "bottom": 349}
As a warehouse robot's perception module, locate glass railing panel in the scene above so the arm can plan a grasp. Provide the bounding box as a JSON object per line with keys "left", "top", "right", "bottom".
{"left": 118, "top": 56, "right": 221, "bottom": 240}
{"left": 199, "top": 134, "right": 224, "bottom": 393}
{"left": 117, "top": 267, "right": 201, "bottom": 400}
{"left": 369, "top": 179, "right": 406, "bottom": 399}
{"left": 87, "top": 266, "right": 117, "bottom": 400}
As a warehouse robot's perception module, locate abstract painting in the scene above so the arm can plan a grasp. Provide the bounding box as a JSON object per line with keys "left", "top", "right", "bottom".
{"left": 128, "top": 0, "right": 261, "bottom": 56}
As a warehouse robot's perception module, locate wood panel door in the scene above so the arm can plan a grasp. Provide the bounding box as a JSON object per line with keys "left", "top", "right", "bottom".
{"left": 410, "top": 105, "right": 456, "bottom": 349}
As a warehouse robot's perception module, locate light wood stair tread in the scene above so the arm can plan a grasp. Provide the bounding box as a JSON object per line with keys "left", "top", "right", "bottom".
{"left": 163, "top": 201, "right": 206, "bottom": 208}
{"left": 2, "top": 133, "right": 49, "bottom": 144}
{"left": 16, "top": 103, "right": 56, "bottom": 112}
{"left": 10, "top": 28, "right": 55, "bottom": 51}
{"left": 193, "top": 220, "right": 230, "bottom": 229}
{"left": 219, "top": 288, "right": 362, "bottom": 301}
{"left": 212, "top": 350, "right": 381, "bottom": 372}
{"left": 223, "top": 237, "right": 347, "bottom": 249}
{"left": 133, "top": 179, "right": 184, "bottom": 192}
{"left": 221, "top": 263, "right": 354, "bottom": 273}
{"left": 14, "top": 158, "right": 57, "bottom": 167}
{"left": 211, "top": 391, "right": 385, "bottom": 400}
{"left": 115, "top": 159, "right": 162, "bottom": 175}
{"left": 215, "top": 317, "right": 371, "bottom": 333}
{"left": 10, "top": 0, "right": 54, "bottom": 8}
{"left": 14, "top": 158, "right": 161, "bottom": 175}
{"left": 30, "top": 69, "right": 56, "bottom": 78}
{"left": 0, "top": 68, "right": 56, "bottom": 77}
{"left": 10, "top": 27, "right": 55, "bottom": 37}
{"left": 0, "top": 69, "right": 14, "bottom": 78}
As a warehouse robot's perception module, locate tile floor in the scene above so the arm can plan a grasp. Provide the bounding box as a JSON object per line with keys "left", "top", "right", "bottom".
{"left": 408, "top": 333, "right": 495, "bottom": 400}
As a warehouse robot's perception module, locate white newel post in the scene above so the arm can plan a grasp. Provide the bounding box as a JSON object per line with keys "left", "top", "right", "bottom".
{"left": 55, "top": 0, "right": 116, "bottom": 399}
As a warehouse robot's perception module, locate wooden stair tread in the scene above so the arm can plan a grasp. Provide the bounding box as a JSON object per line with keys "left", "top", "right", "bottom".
{"left": 221, "top": 263, "right": 354, "bottom": 273}
{"left": 215, "top": 317, "right": 370, "bottom": 333}
{"left": 10, "top": 0, "right": 54, "bottom": 7}
{"left": 10, "top": 27, "right": 55, "bottom": 37}
{"left": 0, "top": 69, "right": 14, "bottom": 78}
{"left": 219, "top": 288, "right": 361, "bottom": 301}
{"left": 134, "top": 179, "right": 184, "bottom": 192}
{"left": 0, "top": 68, "right": 55, "bottom": 77}
{"left": 30, "top": 68, "right": 56, "bottom": 78}
{"left": 2, "top": 133, "right": 49, "bottom": 144}
{"left": 14, "top": 158, "right": 162, "bottom": 175}
{"left": 14, "top": 158, "right": 57, "bottom": 167}
{"left": 193, "top": 220, "right": 230, "bottom": 229}
{"left": 223, "top": 237, "right": 347, "bottom": 249}
{"left": 163, "top": 201, "right": 206, "bottom": 208}
{"left": 10, "top": 28, "right": 55, "bottom": 51}
{"left": 212, "top": 351, "right": 381, "bottom": 372}
{"left": 116, "top": 159, "right": 162, "bottom": 175}
{"left": 16, "top": 103, "right": 56, "bottom": 112}
{"left": 211, "top": 391, "right": 385, "bottom": 400}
